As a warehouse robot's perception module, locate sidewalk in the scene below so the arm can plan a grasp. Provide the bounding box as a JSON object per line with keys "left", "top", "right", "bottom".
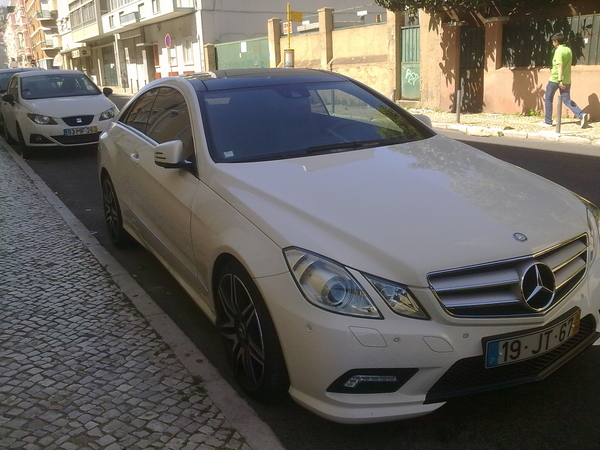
{"left": 417, "top": 108, "right": 600, "bottom": 146}
{"left": 0, "top": 144, "right": 284, "bottom": 450}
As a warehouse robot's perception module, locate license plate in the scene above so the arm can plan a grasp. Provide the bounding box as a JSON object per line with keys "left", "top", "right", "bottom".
{"left": 485, "top": 310, "right": 580, "bottom": 368}
{"left": 64, "top": 126, "right": 97, "bottom": 136}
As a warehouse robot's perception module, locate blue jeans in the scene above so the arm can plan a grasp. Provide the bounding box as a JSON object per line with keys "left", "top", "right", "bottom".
{"left": 544, "top": 81, "right": 584, "bottom": 125}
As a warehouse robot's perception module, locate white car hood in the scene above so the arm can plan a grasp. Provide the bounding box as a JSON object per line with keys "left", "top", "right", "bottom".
{"left": 24, "top": 95, "right": 115, "bottom": 116}
{"left": 209, "top": 135, "right": 588, "bottom": 285}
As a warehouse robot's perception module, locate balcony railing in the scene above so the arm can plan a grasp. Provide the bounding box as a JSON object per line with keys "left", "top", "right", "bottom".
{"left": 35, "top": 10, "right": 52, "bottom": 19}
{"left": 119, "top": 11, "right": 139, "bottom": 25}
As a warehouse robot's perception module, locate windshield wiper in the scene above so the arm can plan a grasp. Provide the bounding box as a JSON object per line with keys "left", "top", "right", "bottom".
{"left": 306, "top": 139, "right": 413, "bottom": 154}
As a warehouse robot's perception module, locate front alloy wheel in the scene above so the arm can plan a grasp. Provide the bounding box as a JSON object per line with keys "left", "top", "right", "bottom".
{"left": 0, "top": 115, "right": 15, "bottom": 144}
{"left": 102, "top": 175, "right": 134, "bottom": 248}
{"left": 217, "top": 260, "right": 289, "bottom": 403}
{"left": 17, "top": 125, "right": 33, "bottom": 159}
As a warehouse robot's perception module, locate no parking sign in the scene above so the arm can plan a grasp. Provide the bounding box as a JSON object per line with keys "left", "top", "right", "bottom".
{"left": 165, "top": 34, "right": 171, "bottom": 48}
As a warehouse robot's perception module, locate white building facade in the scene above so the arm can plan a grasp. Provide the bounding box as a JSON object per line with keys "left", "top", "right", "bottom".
{"left": 59, "top": 0, "right": 363, "bottom": 92}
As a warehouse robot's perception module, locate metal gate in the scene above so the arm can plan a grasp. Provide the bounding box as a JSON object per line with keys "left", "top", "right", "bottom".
{"left": 460, "top": 28, "right": 485, "bottom": 113}
{"left": 215, "top": 37, "right": 269, "bottom": 70}
{"left": 102, "top": 46, "right": 118, "bottom": 86}
{"left": 401, "top": 25, "right": 420, "bottom": 100}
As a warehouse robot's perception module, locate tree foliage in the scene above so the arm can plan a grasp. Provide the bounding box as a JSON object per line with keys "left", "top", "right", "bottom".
{"left": 374, "top": 0, "right": 559, "bottom": 19}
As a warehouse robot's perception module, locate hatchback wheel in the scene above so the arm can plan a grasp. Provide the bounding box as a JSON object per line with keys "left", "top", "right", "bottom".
{"left": 101, "top": 175, "right": 135, "bottom": 248}
{"left": 0, "top": 115, "right": 15, "bottom": 144}
{"left": 216, "top": 260, "right": 289, "bottom": 403}
{"left": 17, "top": 125, "right": 34, "bottom": 159}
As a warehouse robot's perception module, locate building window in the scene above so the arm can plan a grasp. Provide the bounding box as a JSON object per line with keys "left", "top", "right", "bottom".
{"left": 107, "top": 0, "right": 136, "bottom": 12}
{"left": 152, "top": 0, "right": 160, "bottom": 14}
{"left": 109, "top": 15, "right": 114, "bottom": 28}
{"left": 138, "top": 3, "right": 144, "bottom": 19}
{"left": 69, "top": 0, "right": 97, "bottom": 31}
{"left": 183, "top": 39, "right": 193, "bottom": 64}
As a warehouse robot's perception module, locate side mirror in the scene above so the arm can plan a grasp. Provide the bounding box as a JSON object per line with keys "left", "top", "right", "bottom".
{"left": 412, "top": 113, "right": 432, "bottom": 128}
{"left": 103, "top": 87, "right": 113, "bottom": 97}
{"left": 2, "top": 93, "right": 15, "bottom": 105}
{"left": 154, "top": 140, "right": 193, "bottom": 170}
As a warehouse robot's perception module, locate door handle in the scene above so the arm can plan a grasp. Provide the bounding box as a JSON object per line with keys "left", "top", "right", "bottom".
{"left": 130, "top": 152, "right": 140, "bottom": 164}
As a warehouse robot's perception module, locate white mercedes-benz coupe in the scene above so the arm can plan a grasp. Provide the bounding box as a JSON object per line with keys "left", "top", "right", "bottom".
{"left": 98, "top": 68, "right": 600, "bottom": 424}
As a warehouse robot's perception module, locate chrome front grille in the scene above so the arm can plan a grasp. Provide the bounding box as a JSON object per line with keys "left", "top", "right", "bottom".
{"left": 428, "top": 234, "right": 588, "bottom": 317}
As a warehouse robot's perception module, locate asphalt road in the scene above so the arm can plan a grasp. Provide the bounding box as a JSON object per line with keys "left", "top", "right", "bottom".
{"left": 19, "top": 110, "right": 600, "bottom": 450}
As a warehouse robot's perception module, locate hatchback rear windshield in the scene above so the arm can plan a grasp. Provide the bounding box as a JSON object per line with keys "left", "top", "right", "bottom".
{"left": 200, "top": 81, "right": 433, "bottom": 162}
{"left": 20, "top": 74, "right": 101, "bottom": 100}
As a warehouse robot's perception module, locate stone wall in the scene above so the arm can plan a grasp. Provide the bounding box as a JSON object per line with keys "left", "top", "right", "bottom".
{"left": 268, "top": 8, "right": 400, "bottom": 101}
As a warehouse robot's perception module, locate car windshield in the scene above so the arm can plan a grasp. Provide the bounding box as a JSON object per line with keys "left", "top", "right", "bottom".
{"left": 200, "top": 81, "right": 432, "bottom": 162}
{"left": 20, "top": 73, "right": 101, "bottom": 100}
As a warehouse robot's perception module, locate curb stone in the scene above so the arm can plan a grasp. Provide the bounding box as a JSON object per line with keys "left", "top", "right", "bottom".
{"left": 432, "top": 122, "right": 600, "bottom": 146}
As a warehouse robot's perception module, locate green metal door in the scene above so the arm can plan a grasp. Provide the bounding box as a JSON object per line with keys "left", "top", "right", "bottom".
{"left": 215, "top": 37, "right": 269, "bottom": 69}
{"left": 401, "top": 25, "right": 420, "bottom": 100}
{"left": 102, "top": 46, "right": 118, "bottom": 86}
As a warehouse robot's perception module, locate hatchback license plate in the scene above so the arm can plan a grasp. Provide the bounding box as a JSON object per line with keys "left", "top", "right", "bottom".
{"left": 485, "top": 310, "right": 580, "bottom": 368}
{"left": 64, "top": 126, "right": 97, "bottom": 136}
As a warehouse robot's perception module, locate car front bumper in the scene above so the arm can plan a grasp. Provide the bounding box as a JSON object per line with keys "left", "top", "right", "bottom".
{"left": 257, "top": 270, "right": 600, "bottom": 424}
{"left": 21, "top": 118, "right": 113, "bottom": 147}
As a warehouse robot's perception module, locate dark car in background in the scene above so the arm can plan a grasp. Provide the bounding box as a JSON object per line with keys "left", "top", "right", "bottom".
{"left": 0, "top": 67, "right": 42, "bottom": 94}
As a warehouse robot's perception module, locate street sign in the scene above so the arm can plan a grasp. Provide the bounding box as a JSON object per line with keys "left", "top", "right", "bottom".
{"left": 165, "top": 34, "right": 171, "bottom": 48}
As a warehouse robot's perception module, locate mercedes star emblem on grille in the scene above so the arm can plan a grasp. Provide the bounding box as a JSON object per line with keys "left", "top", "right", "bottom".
{"left": 521, "top": 262, "right": 556, "bottom": 311}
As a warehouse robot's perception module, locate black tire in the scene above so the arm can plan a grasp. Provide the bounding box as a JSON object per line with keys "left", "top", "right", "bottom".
{"left": 101, "top": 174, "right": 135, "bottom": 248}
{"left": 17, "top": 124, "right": 33, "bottom": 159}
{"left": 216, "top": 260, "right": 289, "bottom": 403}
{"left": 0, "top": 115, "right": 15, "bottom": 144}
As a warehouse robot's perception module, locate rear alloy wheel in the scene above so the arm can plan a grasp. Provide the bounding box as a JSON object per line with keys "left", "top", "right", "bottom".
{"left": 216, "top": 260, "right": 289, "bottom": 403}
{"left": 101, "top": 175, "right": 135, "bottom": 248}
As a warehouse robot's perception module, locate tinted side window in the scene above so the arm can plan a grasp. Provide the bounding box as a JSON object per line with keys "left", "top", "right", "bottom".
{"left": 146, "top": 87, "right": 194, "bottom": 159}
{"left": 120, "top": 88, "right": 159, "bottom": 134}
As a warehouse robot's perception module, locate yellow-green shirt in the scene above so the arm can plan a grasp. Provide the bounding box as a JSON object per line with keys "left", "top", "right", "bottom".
{"left": 550, "top": 45, "right": 572, "bottom": 84}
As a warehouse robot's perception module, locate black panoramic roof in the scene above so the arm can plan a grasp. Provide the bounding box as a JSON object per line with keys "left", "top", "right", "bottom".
{"left": 183, "top": 68, "right": 347, "bottom": 92}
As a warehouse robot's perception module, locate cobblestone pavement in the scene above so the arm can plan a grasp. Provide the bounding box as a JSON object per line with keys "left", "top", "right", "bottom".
{"left": 0, "top": 145, "right": 255, "bottom": 449}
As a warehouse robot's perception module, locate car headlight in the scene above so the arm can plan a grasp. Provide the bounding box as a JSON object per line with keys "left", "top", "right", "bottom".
{"left": 284, "top": 248, "right": 382, "bottom": 318}
{"left": 587, "top": 206, "right": 600, "bottom": 262}
{"left": 100, "top": 107, "right": 116, "bottom": 121}
{"left": 364, "top": 275, "right": 428, "bottom": 319}
{"left": 27, "top": 113, "right": 57, "bottom": 125}
{"left": 575, "top": 194, "right": 600, "bottom": 262}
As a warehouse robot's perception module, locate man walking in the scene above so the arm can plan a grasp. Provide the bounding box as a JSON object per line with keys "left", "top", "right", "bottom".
{"left": 542, "top": 33, "right": 589, "bottom": 128}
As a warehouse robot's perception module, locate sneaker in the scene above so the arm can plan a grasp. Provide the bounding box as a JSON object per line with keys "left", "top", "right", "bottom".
{"left": 538, "top": 122, "right": 553, "bottom": 127}
{"left": 581, "top": 113, "right": 589, "bottom": 128}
